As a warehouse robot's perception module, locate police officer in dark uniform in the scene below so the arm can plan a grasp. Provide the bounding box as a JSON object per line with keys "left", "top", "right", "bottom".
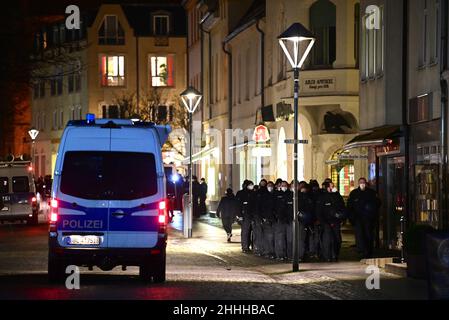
{"left": 216, "top": 188, "right": 240, "bottom": 242}
{"left": 236, "top": 180, "right": 256, "bottom": 253}
{"left": 298, "top": 182, "right": 315, "bottom": 262}
{"left": 274, "top": 181, "right": 293, "bottom": 261}
{"left": 316, "top": 181, "right": 347, "bottom": 262}
{"left": 258, "top": 181, "right": 276, "bottom": 258}
{"left": 347, "top": 178, "right": 381, "bottom": 259}
{"left": 308, "top": 180, "right": 322, "bottom": 259}
{"left": 253, "top": 179, "right": 268, "bottom": 256}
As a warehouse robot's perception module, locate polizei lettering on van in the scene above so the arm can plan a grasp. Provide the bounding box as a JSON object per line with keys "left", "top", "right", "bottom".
{"left": 62, "top": 219, "right": 104, "bottom": 229}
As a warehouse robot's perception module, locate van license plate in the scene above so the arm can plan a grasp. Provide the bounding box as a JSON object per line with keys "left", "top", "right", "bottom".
{"left": 68, "top": 235, "right": 100, "bottom": 245}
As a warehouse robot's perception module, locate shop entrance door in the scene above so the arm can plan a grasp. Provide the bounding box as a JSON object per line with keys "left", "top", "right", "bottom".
{"left": 379, "top": 156, "right": 405, "bottom": 250}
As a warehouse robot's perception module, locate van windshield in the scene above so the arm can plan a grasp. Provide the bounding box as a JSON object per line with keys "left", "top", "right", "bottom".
{"left": 12, "top": 176, "right": 30, "bottom": 193}
{"left": 60, "top": 151, "right": 158, "bottom": 200}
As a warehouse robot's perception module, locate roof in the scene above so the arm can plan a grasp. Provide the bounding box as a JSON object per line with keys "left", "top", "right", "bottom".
{"left": 121, "top": 4, "right": 187, "bottom": 37}
{"left": 224, "top": 0, "right": 265, "bottom": 43}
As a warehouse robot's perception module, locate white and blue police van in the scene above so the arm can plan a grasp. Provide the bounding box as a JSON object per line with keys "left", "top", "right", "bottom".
{"left": 48, "top": 116, "right": 171, "bottom": 283}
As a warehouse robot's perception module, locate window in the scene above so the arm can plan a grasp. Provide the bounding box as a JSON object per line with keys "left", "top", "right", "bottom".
{"left": 70, "top": 107, "right": 75, "bottom": 121}
{"left": 421, "top": 0, "right": 428, "bottom": 66}
{"left": 40, "top": 112, "right": 46, "bottom": 131}
{"left": 59, "top": 24, "right": 65, "bottom": 44}
{"left": 56, "top": 67, "right": 63, "bottom": 95}
{"left": 68, "top": 62, "right": 81, "bottom": 93}
{"left": 153, "top": 15, "right": 170, "bottom": 36}
{"left": 60, "top": 151, "right": 158, "bottom": 200}
{"left": 68, "top": 71, "right": 74, "bottom": 93}
{"left": 34, "top": 83, "right": 39, "bottom": 99}
{"left": 310, "top": 0, "right": 336, "bottom": 68}
{"left": 39, "top": 81, "right": 45, "bottom": 98}
{"left": 150, "top": 55, "right": 174, "bottom": 87}
{"left": 59, "top": 109, "right": 64, "bottom": 129}
{"left": 100, "top": 55, "right": 125, "bottom": 87}
{"left": 52, "top": 111, "right": 57, "bottom": 130}
{"left": 50, "top": 78, "right": 56, "bottom": 96}
{"left": 432, "top": 0, "right": 440, "bottom": 62}
{"left": 53, "top": 26, "right": 59, "bottom": 46}
{"left": 12, "top": 177, "right": 30, "bottom": 193}
{"left": 0, "top": 177, "right": 8, "bottom": 194}
{"left": 98, "top": 15, "right": 125, "bottom": 45}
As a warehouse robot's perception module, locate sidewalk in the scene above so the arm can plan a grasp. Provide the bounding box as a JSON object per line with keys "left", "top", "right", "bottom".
{"left": 171, "top": 216, "right": 428, "bottom": 300}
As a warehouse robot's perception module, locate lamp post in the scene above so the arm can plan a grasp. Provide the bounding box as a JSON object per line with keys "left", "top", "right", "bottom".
{"left": 28, "top": 127, "right": 40, "bottom": 173}
{"left": 181, "top": 87, "right": 202, "bottom": 238}
{"left": 278, "top": 23, "right": 315, "bottom": 272}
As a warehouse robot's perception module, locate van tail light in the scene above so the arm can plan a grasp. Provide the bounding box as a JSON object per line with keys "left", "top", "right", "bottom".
{"left": 31, "top": 196, "right": 37, "bottom": 208}
{"left": 158, "top": 199, "right": 167, "bottom": 232}
{"left": 50, "top": 199, "right": 58, "bottom": 223}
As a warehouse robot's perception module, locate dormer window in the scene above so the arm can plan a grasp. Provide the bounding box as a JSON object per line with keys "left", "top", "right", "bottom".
{"left": 98, "top": 15, "right": 125, "bottom": 45}
{"left": 153, "top": 14, "right": 170, "bottom": 36}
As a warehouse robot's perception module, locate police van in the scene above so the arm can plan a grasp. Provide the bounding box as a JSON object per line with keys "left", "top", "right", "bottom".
{"left": 0, "top": 161, "right": 39, "bottom": 225}
{"left": 48, "top": 116, "right": 171, "bottom": 283}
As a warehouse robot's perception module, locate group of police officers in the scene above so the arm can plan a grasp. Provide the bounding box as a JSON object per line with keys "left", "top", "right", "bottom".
{"left": 216, "top": 177, "right": 381, "bottom": 262}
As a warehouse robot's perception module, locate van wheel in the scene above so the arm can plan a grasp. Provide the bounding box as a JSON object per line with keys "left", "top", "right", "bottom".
{"left": 48, "top": 253, "right": 65, "bottom": 283}
{"left": 139, "top": 253, "right": 166, "bottom": 283}
{"left": 27, "top": 214, "right": 38, "bottom": 226}
{"left": 152, "top": 253, "right": 166, "bottom": 283}
{"left": 139, "top": 262, "right": 152, "bottom": 282}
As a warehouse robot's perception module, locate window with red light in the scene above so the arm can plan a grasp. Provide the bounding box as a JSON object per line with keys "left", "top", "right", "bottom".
{"left": 150, "top": 55, "right": 175, "bottom": 87}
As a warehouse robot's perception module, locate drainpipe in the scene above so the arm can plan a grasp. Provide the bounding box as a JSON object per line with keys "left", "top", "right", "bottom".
{"left": 200, "top": 24, "right": 212, "bottom": 120}
{"left": 440, "top": 0, "right": 449, "bottom": 230}
{"left": 223, "top": 41, "right": 232, "bottom": 188}
{"left": 256, "top": 19, "right": 265, "bottom": 122}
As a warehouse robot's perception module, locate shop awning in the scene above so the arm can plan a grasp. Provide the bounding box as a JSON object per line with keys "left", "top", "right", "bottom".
{"left": 343, "top": 125, "right": 402, "bottom": 150}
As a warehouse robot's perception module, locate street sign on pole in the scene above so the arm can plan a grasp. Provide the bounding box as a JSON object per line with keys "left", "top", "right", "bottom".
{"left": 284, "top": 139, "right": 309, "bottom": 145}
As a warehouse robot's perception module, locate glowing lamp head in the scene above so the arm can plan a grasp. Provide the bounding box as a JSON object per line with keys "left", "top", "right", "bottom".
{"left": 180, "top": 87, "right": 202, "bottom": 113}
{"left": 278, "top": 23, "right": 315, "bottom": 69}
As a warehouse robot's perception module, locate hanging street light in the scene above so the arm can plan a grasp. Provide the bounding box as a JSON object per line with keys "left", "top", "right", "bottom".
{"left": 278, "top": 23, "right": 315, "bottom": 272}
{"left": 180, "top": 87, "right": 203, "bottom": 238}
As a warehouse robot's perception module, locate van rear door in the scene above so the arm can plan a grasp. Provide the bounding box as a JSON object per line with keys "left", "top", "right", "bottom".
{"left": 108, "top": 128, "right": 160, "bottom": 249}
{"left": 57, "top": 127, "right": 110, "bottom": 248}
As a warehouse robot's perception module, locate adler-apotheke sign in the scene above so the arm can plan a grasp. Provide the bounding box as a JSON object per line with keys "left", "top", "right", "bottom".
{"left": 302, "top": 77, "right": 336, "bottom": 92}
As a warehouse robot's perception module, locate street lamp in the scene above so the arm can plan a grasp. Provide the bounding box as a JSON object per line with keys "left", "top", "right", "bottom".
{"left": 28, "top": 127, "right": 40, "bottom": 173}
{"left": 180, "top": 87, "right": 202, "bottom": 238}
{"left": 278, "top": 23, "right": 315, "bottom": 272}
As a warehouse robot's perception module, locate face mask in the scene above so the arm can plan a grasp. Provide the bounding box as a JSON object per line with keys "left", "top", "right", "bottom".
{"left": 281, "top": 187, "right": 288, "bottom": 192}
{"left": 267, "top": 187, "right": 273, "bottom": 192}
{"left": 360, "top": 184, "right": 366, "bottom": 191}
{"left": 301, "top": 188, "right": 307, "bottom": 193}
{"left": 332, "top": 187, "right": 338, "bottom": 193}
{"left": 248, "top": 185, "right": 254, "bottom": 190}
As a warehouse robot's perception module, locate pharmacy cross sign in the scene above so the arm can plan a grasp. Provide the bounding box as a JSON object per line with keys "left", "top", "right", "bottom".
{"left": 253, "top": 125, "right": 270, "bottom": 143}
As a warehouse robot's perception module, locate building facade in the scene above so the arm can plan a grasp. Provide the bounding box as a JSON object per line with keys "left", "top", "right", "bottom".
{"left": 356, "top": 0, "right": 449, "bottom": 250}
{"left": 185, "top": 0, "right": 365, "bottom": 206}
{"left": 31, "top": 3, "right": 187, "bottom": 178}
